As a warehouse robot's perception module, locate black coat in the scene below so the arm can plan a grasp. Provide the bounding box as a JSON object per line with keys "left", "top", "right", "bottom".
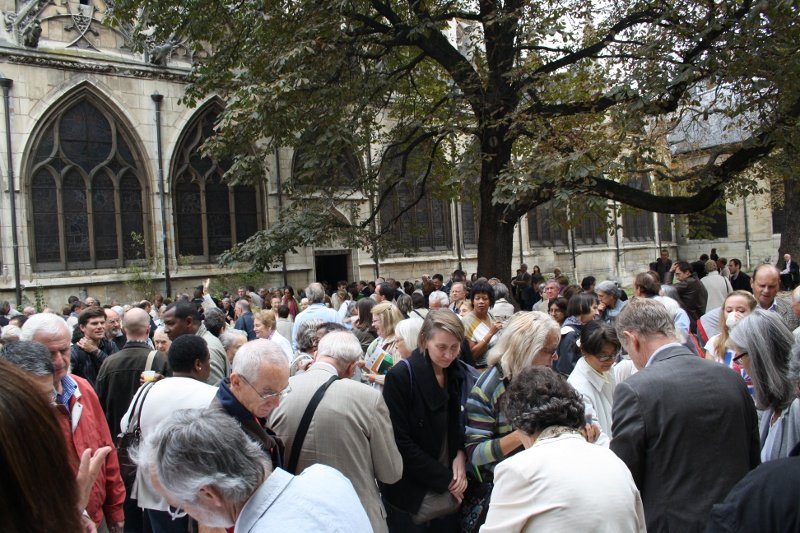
{"left": 381, "top": 349, "right": 467, "bottom": 514}
{"left": 729, "top": 271, "right": 752, "bottom": 292}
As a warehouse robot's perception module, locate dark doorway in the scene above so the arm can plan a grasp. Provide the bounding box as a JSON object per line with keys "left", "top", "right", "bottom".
{"left": 314, "top": 253, "right": 349, "bottom": 288}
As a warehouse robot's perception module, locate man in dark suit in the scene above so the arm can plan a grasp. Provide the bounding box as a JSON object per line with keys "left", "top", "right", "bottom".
{"left": 779, "top": 253, "right": 800, "bottom": 291}
{"left": 670, "top": 261, "right": 708, "bottom": 333}
{"left": 611, "top": 299, "right": 760, "bottom": 533}
{"left": 728, "top": 258, "right": 751, "bottom": 292}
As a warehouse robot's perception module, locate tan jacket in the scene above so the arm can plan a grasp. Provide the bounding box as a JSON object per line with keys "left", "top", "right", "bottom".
{"left": 269, "top": 363, "right": 402, "bottom": 533}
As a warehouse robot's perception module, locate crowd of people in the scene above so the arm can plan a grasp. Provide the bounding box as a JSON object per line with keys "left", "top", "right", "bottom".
{"left": 2, "top": 250, "right": 800, "bottom": 533}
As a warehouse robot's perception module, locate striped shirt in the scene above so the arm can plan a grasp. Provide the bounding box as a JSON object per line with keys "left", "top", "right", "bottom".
{"left": 464, "top": 364, "right": 515, "bottom": 477}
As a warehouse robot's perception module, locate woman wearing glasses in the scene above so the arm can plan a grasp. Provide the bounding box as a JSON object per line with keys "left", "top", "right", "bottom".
{"left": 728, "top": 309, "right": 800, "bottom": 462}
{"left": 567, "top": 321, "right": 621, "bottom": 447}
{"left": 465, "top": 312, "right": 561, "bottom": 493}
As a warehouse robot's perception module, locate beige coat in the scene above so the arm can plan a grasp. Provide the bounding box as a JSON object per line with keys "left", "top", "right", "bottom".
{"left": 269, "top": 363, "right": 402, "bottom": 533}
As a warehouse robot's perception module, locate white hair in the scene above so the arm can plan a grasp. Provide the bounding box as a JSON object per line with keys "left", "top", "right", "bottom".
{"left": 394, "top": 318, "right": 423, "bottom": 353}
{"left": 231, "top": 339, "right": 289, "bottom": 381}
{"left": 219, "top": 329, "right": 248, "bottom": 351}
{"left": 20, "top": 312, "right": 69, "bottom": 341}
{"left": 428, "top": 290, "right": 449, "bottom": 307}
{"left": 134, "top": 409, "right": 268, "bottom": 506}
{"left": 317, "top": 330, "right": 362, "bottom": 365}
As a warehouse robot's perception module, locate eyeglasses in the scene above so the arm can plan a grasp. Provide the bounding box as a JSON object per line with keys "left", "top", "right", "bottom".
{"left": 239, "top": 375, "right": 291, "bottom": 401}
{"left": 733, "top": 352, "right": 748, "bottom": 363}
{"left": 168, "top": 504, "right": 187, "bottom": 520}
{"left": 592, "top": 351, "right": 620, "bottom": 363}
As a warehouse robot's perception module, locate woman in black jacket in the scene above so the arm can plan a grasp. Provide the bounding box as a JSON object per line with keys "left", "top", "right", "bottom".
{"left": 381, "top": 309, "right": 469, "bottom": 532}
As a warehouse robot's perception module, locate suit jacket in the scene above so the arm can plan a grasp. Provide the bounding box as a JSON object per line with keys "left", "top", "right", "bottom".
{"left": 94, "top": 341, "right": 169, "bottom": 437}
{"left": 269, "top": 363, "right": 402, "bottom": 533}
{"left": 729, "top": 271, "right": 751, "bottom": 292}
{"left": 610, "top": 345, "right": 760, "bottom": 533}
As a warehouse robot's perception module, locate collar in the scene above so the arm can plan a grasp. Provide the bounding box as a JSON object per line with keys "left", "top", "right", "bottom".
{"left": 575, "top": 357, "right": 611, "bottom": 390}
{"left": 215, "top": 378, "right": 255, "bottom": 422}
{"left": 236, "top": 469, "right": 293, "bottom": 531}
{"left": 310, "top": 361, "right": 339, "bottom": 376}
{"left": 408, "top": 349, "right": 463, "bottom": 410}
{"left": 768, "top": 300, "right": 778, "bottom": 312}
{"left": 58, "top": 374, "right": 78, "bottom": 408}
{"left": 646, "top": 342, "right": 685, "bottom": 368}
{"left": 122, "top": 340, "right": 150, "bottom": 349}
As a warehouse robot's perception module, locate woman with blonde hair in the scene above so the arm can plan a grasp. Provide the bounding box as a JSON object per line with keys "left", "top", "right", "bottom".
{"left": 705, "top": 290, "right": 757, "bottom": 395}
{"left": 252, "top": 309, "right": 293, "bottom": 363}
{"left": 465, "top": 311, "right": 561, "bottom": 482}
{"left": 363, "top": 301, "right": 405, "bottom": 387}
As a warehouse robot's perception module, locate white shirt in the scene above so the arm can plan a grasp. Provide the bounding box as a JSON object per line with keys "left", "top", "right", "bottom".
{"left": 270, "top": 330, "right": 294, "bottom": 363}
{"left": 568, "top": 357, "right": 616, "bottom": 447}
{"left": 481, "top": 433, "right": 646, "bottom": 533}
{"left": 120, "top": 377, "right": 217, "bottom": 510}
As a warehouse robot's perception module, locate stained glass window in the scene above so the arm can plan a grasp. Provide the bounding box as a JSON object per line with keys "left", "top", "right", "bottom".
{"left": 172, "top": 104, "right": 262, "bottom": 261}
{"left": 28, "top": 97, "right": 149, "bottom": 270}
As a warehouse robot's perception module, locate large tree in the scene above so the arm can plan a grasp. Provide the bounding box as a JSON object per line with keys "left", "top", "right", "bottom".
{"left": 113, "top": 0, "right": 800, "bottom": 280}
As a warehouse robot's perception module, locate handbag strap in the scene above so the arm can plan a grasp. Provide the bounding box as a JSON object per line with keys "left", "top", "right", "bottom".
{"left": 145, "top": 350, "right": 157, "bottom": 372}
{"left": 286, "top": 374, "right": 338, "bottom": 474}
{"left": 125, "top": 381, "right": 155, "bottom": 437}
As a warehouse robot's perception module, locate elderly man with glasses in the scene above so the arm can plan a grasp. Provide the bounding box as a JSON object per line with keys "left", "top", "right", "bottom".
{"left": 211, "top": 338, "right": 290, "bottom": 470}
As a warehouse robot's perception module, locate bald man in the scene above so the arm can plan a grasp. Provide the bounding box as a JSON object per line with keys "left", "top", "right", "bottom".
{"left": 751, "top": 264, "right": 800, "bottom": 331}
{"left": 95, "top": 307, "right": 171, "bottom": 437}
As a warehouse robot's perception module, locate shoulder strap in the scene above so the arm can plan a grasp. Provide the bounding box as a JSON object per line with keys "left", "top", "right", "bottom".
{"left": 286, "top": 374, "right": 338, "bottom": 474}
{"left": 145, "top": 350, "right": 157, "bottom": 372}
{"left": 124, "top": 381, "right": 155, "bottom": 437}
{"left": 400, "top": 358, "right": 413, "bottom": 392}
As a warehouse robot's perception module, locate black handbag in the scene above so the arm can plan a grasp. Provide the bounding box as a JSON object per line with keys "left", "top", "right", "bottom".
{"left": 116, "top": 381, "right": 155, "bottom": 486}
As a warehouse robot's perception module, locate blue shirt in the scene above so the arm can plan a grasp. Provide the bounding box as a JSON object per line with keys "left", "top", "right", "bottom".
{"left": 58, "top": 374, "right": 78, "bottom": 410}
{"left": 235, "top": 464, "right": 371, "bottom": 532}
{"left": 291, "top": 304, "right": 342, "bottom": 350}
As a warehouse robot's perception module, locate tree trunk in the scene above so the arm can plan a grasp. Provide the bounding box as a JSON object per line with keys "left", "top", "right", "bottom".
{"left": 475, "top": 129, "right": 517, "bottom": 284}
{"left": 476, "top": 204, "right": 517, "bottom": 284}
{"left": 778, "top": 175, "right": 800, "bottom": 261}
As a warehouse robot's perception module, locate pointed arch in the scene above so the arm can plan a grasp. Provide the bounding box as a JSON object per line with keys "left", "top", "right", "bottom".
{"left": 25, "top": 85, "right": 151, "bottom": 270}
{"left": 170, "top": 100, "right": 263, "bottom": 262}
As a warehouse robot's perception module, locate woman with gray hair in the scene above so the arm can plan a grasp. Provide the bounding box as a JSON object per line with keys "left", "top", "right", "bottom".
{"left": 595, "top": 280, "right": 627, "bottom": 325}
{"left": 481, "top": 366, "right": 645, "bottom": 532}
{"left": 465, "top": 311, "right": 561, "bottom": 486}
{"left": 728, "top": 309, "right": 800, "bottom": 461}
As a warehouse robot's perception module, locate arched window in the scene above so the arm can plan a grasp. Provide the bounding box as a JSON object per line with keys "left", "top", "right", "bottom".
{"left": 379, "top": 144, "right": 453, "bottom": 252}
{"left": 28, "top": 97, "right": 149, "bottom": 270}
{"left": 172, "top": 104, "right": 262, "bottom": 262}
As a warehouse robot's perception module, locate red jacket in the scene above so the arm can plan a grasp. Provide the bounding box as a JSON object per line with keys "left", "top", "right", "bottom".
{"left": 55, "top": 374, "right": 125, "bottom": 527}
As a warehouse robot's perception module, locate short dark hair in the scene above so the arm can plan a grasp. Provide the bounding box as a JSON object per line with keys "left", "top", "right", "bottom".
{"left": 78, "top": 306, "right": 106, "bottom": 327}
{"left": 566, "top": 292, "right": 596, "bottom": 317}
{"left": 411, "top": 292, "right": 425, "bottom": 309}
{"left": 699, "top": 254, "right": 709, "bottom": 261}
{"left": 579, "top": 320, "right": 621, "bottom": 355}
{"left": 168, "top": 335, "right": 209, "bottom": 373}
{"left": 676, "top": 261, "right": 692, "bottom": 273}
{"left": 203, "top": 308, "right": 227, "bottom": 337}
{"left": 432, "top": 274, "right": 444, "bottom": 282}
{"left": 377, "top": 283, "right": 395, "bottom": 300}
{"left": 503, "top": 366, "right": 585, "bottom": 435}
{"left": 468, "top": 280, "right": 496, "bottom": 305}
{"left": 730, "top": 258, "right": 742, "bottom": 268}
{"left": 580, "top": 276, "right": 596, "bottom": 291}
{"left": 549, "top": 297, "right": 568, "bottom": 314}
{"left": 167, "top": 300, "right": 200, "bottom": 322}
{"left": 634, "top": 272, "right": 661, "bottom": 297}
{"left": 67, "top": 295, "right": 79, "bottom": 305}
{"left": 277, "top": 305, "right": 290, "bottom": 319}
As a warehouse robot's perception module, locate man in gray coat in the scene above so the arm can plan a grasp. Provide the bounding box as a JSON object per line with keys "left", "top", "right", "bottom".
{"left": 270, "top": 330, "right": 402, "bottom": 532}
{"left": 611, "top": 298, "right": 759, "bottom": 533}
